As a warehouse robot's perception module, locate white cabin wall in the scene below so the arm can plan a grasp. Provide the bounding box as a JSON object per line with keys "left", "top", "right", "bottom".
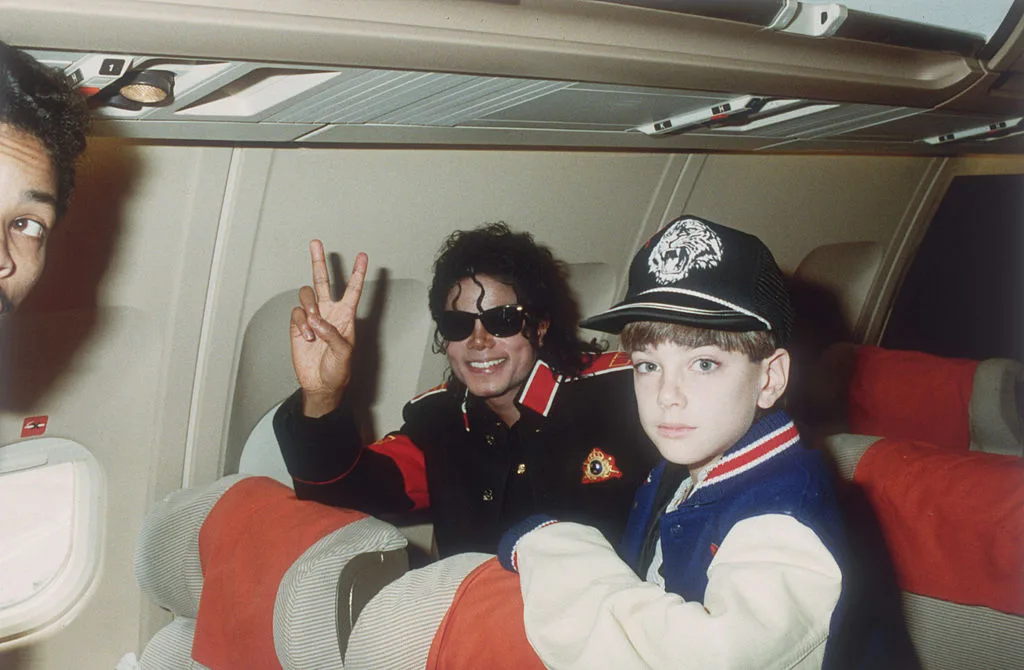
{"left": 681, "top": 153, "right": 949, "bottom": 344}
{"left": 0, "top": 140, "right": 232, "bottom": 668}
{"left": 683, "top": 154, "right": 940, "bottom": 272}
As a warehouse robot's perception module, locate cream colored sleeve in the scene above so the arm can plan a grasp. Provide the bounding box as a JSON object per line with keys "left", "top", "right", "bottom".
{"left": 514, "top": 514, "right": 842, "bottom": 670}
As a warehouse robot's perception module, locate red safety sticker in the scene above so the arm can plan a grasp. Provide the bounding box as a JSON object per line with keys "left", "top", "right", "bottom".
{"left": 21, "top": 415, "right": 48, "bottom": 438}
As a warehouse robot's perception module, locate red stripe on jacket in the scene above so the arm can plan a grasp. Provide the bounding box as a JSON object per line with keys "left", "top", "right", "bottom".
{"left": 368, "top": 433, "right": 431, "bottom": 510}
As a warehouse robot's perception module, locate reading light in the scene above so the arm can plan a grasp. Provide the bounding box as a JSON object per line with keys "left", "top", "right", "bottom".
{"left": 119, "top": 69, "right": 174, "bottom": 105}
{"left": 102, "top": 69, "right": 175, "bottom": 110}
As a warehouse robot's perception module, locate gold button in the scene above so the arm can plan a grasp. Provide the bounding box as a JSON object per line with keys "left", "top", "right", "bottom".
{"left": 485, "top": 435, "right": 496, "bottom": 446}
{"left": 516, "top": 463, "right": 527, "bottom": 475}
{"left": 482, "top": 488, "right": 494, "bottom": 502}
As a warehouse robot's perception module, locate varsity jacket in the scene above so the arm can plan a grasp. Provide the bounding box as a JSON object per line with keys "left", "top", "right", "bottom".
{"left": 502, "top": 411, "right": 845, "bottom": 670}
{"left": 274, "top": 353, "right": 659, "bottom": 557}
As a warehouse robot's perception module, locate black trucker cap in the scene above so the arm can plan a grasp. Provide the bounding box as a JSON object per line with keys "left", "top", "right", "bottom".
{"left": 580, "top": 215, "right": 792, "bottom": 341}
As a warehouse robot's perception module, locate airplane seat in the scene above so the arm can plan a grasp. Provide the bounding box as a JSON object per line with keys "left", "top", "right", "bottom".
{"left": 227, "top": 281, "right": 441, "bottom": 557}
{"left": 137, "top": 618, "right": 207, "bottom": 670}
{"left": 810, "top": 345, "right": 1024, "bottom": 669}
{"left": 806, "top": 343, "right": 1024, "bottom": 456}
{"left": 134, "top": 474, "right": 408, "bottom": 669}
{"left": 793, "top": 241, "right": 884, "bottom": 340}
{"left": 819, "top": 433, "right": 1024, "bottom": 670}
{"left": 788, "top": 241, "right": 883, "bottom": 429}
{"left": 134, "top": 475, "right": 245, "bottom": 670}
{"left": 234, "top": 398, "right": 439, "bottom": 559}
{"left": 344, "top": 554, "right": 543, "bottom": 669}
{"left": 236, "top": 401, "right": 291, "bottom": 486}
{"left": 968, "top": 357, "right": 1024, "bottom": 455}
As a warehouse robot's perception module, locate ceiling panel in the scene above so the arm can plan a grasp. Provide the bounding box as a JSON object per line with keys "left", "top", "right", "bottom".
{"left": 23, "top": 47, "right": 1024, "bottom": 155}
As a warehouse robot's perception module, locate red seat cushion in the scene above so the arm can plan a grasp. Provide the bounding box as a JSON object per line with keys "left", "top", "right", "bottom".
{"left": 192, "top": 477, "right": 367, "bottom": 669}
{"left": 427, "top": 557, "right": 545, "bottom": 669}
{"left": 848, "top": 346, "right": 978, "bottom": 449}
{"left": 853, "top": 439, "right": 1024, "bottom": 615}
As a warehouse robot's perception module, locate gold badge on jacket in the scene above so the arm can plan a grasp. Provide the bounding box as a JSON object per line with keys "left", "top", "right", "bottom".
{"left": 581, "top": 447, "right": 623, "bottom": 484}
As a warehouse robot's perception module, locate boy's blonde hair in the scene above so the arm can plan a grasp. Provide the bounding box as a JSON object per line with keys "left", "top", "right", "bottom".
{"left": 620, "top": 321, "right": 781, "bottom": 362}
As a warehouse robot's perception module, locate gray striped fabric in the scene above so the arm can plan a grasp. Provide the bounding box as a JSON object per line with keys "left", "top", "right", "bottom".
{"left": 969, "top": 358, "right": 1024, "bottom": 456}
{"left": 134, "top": 474, "right": 248, "bottom": 618}
{"left": 138, "top": 617, "right": 211, "bottom": 670}
{"left": 274, "top": 516, "right": 408, "bottom": 669}
{"left": 344, "top": 552, "right": 493, "bottom": 670}
{"left": 819, "top": 433, "right": 878, "bottom": 480}
{"left": 903, "top": 592, "right": 1024, "bottom": 670}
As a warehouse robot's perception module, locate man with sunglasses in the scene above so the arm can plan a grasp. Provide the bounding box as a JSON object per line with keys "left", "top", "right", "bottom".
{"left": 274, "top": 223, "right": 658, "bottom": 558}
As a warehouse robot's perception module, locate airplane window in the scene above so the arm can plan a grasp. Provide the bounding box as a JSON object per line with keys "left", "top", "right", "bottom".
{"left": 0, "top": 438, "right": 104, "bottom": 648}
{"left": 0, "top": 463, "right": 74, "bottom": 609}
{"left": 882, "top": 174, "right": 1024, "bottom": 363}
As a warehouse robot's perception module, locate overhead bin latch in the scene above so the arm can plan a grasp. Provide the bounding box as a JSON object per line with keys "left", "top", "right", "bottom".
{"left": 778, "top": 2, "right": 848, "bottom": 37}
{"left": 633, "top": 95, "right": 767, "bottom": 136}
{"left": 921, "top": 118, "right": 1024, "bottom": 145}
{"left": 632, "top": 96, "right": 810, "bottom": 137}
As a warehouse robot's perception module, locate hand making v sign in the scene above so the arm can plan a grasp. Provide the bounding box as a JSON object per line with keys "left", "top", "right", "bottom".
{"left": 289, "top": 239, "right": 369, "bottom": 418}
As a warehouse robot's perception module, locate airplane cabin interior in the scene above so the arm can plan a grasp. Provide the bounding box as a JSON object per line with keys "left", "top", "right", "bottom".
{"left": 0, "top": 1, "right": 1022, "bottom": 668}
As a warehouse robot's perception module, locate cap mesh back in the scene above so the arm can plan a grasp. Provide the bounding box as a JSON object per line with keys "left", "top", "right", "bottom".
{"left": 753, "top": 246, "right": 793, "bottom": 341}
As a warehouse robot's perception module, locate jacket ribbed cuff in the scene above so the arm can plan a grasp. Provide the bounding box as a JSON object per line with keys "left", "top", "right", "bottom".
{"left": 498, "top": 514, "right": 559, "bottom": 573}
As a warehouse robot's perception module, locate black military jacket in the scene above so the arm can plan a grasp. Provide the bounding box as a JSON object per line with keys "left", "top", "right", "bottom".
{"left": 274, "top": 353, "right": 659, "bottom": 557}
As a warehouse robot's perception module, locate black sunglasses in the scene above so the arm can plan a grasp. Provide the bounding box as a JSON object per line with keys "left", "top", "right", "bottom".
{"left": 436, "top": 304, "right": 527, "bottom": 341}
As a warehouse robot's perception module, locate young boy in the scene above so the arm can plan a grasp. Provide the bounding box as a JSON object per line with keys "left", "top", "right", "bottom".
{"left": 498, "top": 215, "right": 847, "bottom": 669}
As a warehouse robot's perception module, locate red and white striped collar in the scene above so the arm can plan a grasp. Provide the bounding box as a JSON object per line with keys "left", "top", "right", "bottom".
{"left": 696, "top": 416, "right": 800, "bottom": 492}
{"left": 517, "top": 360, "right": 562, "bottom": 417}
{"left": 409, "top": 383, "right": 447, "bottom": 404}
{"left": 446, "top": 362, "right": 560, "bottom": 432}
{"left": 441, "top": 353, "right": 634, "bottom": 429}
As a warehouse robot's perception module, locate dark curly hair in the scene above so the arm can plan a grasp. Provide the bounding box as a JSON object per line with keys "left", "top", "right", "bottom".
{"left": 428, "top": 223, "right": 603, "bottom": 383}
{"left": 0, "top": 42, "right": 90, "bottom": 218}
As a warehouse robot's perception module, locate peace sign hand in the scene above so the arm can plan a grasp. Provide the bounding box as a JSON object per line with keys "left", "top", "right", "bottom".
{"left": 289, "top": 239, "right": 369, "bottom": 418}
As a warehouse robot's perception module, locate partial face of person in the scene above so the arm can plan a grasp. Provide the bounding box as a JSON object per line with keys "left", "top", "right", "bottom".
{"left": 0, "top": 124, "right": 58, "bottom": 315}
{"left": 630, "top": 341, "right": 787, "bottom": 476}
{"left": 443, "top": 275, "right": 544, "bottom": 417}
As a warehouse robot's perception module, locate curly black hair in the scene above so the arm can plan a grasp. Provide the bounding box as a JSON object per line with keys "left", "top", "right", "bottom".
{"left": 0, "top": 42, "right": 90, "bottom": 218}
{"left": 428, "top": 222, "right": 603, "bottom": 384}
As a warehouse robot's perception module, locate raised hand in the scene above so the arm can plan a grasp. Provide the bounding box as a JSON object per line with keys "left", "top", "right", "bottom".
{"left": 289, "top": 239, "right": 369, "bottom": 417}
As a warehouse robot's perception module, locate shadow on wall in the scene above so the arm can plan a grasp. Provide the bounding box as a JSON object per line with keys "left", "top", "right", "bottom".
{"left": 222, "top": 259, "right": 391, "bottom": 476}
{"left": 785, "top": 273, "right": 853, "bottom": 430}
{"left": 329, "top": 252, "right": 389, "bottom": 446}
{"left": 0, "top": 142, "right": 140, "bottom": 411}
{"left": 0, "top": 645, "right": 33, "bottom": 670}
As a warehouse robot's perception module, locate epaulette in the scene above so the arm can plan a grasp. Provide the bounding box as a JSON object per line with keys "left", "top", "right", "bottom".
{"left": 409, "top": 383, "right": 448, "bottom": 404}
{"left": 579, "top": 351, "right": 633, "bottom": 377}
{"left": 517, "top": 353, "right": 632, "bottom": 417}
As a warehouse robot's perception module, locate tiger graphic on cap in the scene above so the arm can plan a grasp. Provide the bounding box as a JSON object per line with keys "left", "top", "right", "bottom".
{"left": 647, "top": 217, "right": 724, "bottom": 285}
